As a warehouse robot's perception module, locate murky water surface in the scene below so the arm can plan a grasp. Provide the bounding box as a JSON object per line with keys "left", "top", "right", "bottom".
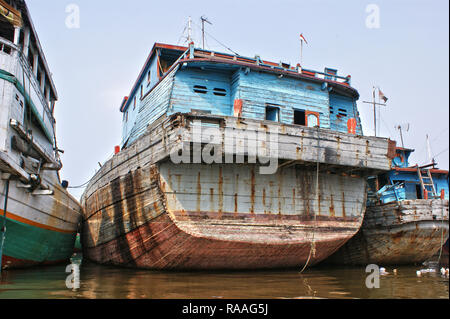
{"left": 0, "top": 254, "right": 448, "bottom": 299}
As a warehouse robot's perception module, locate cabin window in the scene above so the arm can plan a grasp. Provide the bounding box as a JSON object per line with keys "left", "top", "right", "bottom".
{"left": 305, "top": 111, "right": 320, "bottom": 127}
{"left": 140, "top": 85, "right": 143, "bottom": 99}
{"left": 338, "top": 108, "right": 347, "bottom": 117}
{"left": 0, "top": 20, "right": 14, "bottom": 43}
{"left": 265, "top": 106, "right": 280, "bottom": 122}
{"left": 133, "top": 97, "right": 136, "bottom": 110}
{"left": 193, "top": 85, "right": 208, "bottom": 94}
{"left": 329, "top": 106, "right": 334, "bottom": 114}
{"left": 293, "top": 109, "right": 306, "bottom": 125}
{"left": 213, "top": 88, "right": 227, "bottom": 96}
{"left": 147, "top": 70, "right": 151, "bottom": 84}
{"left": 191, "top": 109, "right": 211, "bottom": 115}
{"left": 0, "top": 43, "right": 11, "bottom": 54}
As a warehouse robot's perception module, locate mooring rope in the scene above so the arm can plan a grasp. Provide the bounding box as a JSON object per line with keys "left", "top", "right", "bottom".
{"left": 299, "top": 126, "right": 320, "bottom": 273}
{"left": 436, "top": 200, "right": 445, "bottom": 265}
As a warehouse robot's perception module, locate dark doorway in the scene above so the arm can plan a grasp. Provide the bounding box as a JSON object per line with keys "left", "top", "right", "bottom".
{"left": 294, "top": 109, "right": 305, "bottom": 125}
{"left": 416, "top": 184, "right": 422, "bottom": 199}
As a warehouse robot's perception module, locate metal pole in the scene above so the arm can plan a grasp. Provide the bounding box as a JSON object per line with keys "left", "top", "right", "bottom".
{"left": 187, "top": 16, "right": 192, "bottom": 43}
{"left": 426, "top": 134, "right": 433, "bottom": 164}
{"left": 373, "top": 87, "right": 376, "bottom": 137}
{"left": 0, "top": 178, "right": 10, "bottom": 274}
{"left": 300, "top": 40, "right": 303, "bottom": 66}
{"left": 202, "top": 19, "right": 205, "bottom": 49}
{"left": 200, "top": 16, "right": 211, "bottom": 50}
{"left": 398, "top": 126, "right": 404, "bottom": 148}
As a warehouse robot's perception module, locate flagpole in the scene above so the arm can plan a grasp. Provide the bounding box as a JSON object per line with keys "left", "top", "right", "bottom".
{"left": 373, "top": 87, "right": 376, "bottom": 137}
{"left": 300, "top": 39, "right": 303, "bottom": 66}
{"left": 363, "top": 87, "right": 386, "bottom": 137}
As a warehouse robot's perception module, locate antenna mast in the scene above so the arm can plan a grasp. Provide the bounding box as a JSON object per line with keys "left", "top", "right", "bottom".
{"left": 426, "top": 134, "right": 435, "bottom": 165}
{"left": 187, "top": 16, "right": 192, "bottom": 43}
{"left": 200, "top": 16, "right": 212, "bottom": 49}
{"left": 395, "top": 124, "right": 409, "bottom": 148}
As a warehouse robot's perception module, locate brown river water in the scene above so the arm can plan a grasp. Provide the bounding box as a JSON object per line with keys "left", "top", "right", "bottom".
{"left": 0, "top": 253, "right": 448, "bottom": 299}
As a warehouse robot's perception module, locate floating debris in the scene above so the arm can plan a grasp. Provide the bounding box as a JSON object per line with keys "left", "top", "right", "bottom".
{"left": 380, "top": 267, "right": 389, "bottom": 275}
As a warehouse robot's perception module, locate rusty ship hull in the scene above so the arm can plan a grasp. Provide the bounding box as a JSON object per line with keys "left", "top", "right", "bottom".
{"left": 82, "top": 163, "right": 367, "bottom": 269}
{"left": 81, "top": 113, "right": 395, "bottom": 270}
{"left": 325, "top": 199, "right": 449, "bottom": 265}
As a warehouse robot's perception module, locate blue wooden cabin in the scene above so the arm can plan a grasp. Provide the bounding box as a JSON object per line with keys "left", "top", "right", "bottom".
{"left": 119, "top": 43, "right": 364, "bottom": 147}
{"left": 368, "top": 147, "right": 449, "bottom": 204}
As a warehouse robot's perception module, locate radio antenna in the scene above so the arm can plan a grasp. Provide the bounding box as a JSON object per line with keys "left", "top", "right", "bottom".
{"left": 200, "top": 16, "right": 212, "bottom": 49}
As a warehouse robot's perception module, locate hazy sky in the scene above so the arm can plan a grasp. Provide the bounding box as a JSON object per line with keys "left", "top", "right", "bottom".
{"left": 26, "top": 0, "right": 449, "bottom": 199}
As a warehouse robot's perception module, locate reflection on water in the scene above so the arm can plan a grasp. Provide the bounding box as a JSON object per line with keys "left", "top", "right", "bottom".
{"left": 0, "top": 254, "right": 448, "bottom": 299}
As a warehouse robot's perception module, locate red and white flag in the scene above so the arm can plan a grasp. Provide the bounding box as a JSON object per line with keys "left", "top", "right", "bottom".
{"left": 300, "top": 33, "right": 308, "bottom": 44}
{"left": 378, "top": 89, "right": 388, "bottom": 103}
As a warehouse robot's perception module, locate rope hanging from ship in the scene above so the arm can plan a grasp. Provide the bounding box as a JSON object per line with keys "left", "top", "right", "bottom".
{"left": 299, "top": 126, "right": 320, "bottom": 274}
{"left": 436, "top": 202, "right": 446, "bottom": 265}
{"left": 0, "top": 177, "right": 10, "bottom": 274}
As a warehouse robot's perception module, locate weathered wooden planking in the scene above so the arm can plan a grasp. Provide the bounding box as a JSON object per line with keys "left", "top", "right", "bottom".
{"left": 325, "top": 199, "right": 449, "bottom": 265}
{"left": 84, "top": 112, "right": 395, "bottom": 200}
{"left": 125, "top": 65, "right": 179, "bottom": 145}
{"left": 82, "top": 210, "right": 357, "bottom": 270}
{"left": 81, "top": 112, "right": 396, "bottom": 269}
{"left": 81, "top": 161, "right": 365, "bottom": 269}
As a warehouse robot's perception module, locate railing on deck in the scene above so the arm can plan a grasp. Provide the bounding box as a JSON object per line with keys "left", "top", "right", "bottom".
{"left": 187, "top": 45, "right": 352, "bottom": 86}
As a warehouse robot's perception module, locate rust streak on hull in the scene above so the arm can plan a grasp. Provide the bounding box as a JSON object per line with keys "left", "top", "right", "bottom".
{"left": 80, "top": 113, "right": 394, "bottom": 270}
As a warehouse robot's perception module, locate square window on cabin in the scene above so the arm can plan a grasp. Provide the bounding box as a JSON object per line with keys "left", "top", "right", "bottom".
{"left": 133, "top": 97, "right": 136, "bottom": 110}
{"left": 265, "top": 106, "right": 280, "bottom": 122}
{"left": 147, "top": 70, "right": 151, "bottom": 83}
{"left": 293, "top": 110, "right": 306, "bottom": 125}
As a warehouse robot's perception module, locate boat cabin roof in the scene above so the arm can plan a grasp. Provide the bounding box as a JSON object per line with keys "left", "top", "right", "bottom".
{"left": 120, "top": 42, "right": 358, "bottom": 113}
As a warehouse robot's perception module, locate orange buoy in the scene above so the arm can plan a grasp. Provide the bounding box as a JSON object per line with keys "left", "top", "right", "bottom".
{"left": 347, "top": 118, "right": 357, "bottom": 134}
{"left": 234, "top": 99, "right": 243, "bottom": 118}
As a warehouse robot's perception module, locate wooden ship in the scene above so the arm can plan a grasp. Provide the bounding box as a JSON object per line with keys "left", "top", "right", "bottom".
{"left": 0, "top": 0, "right": 82, "bottom": 269}
{"left": 326, "top": 147, "right": 449, "bottom": 265}
{"left": 80, "top": 41, "right": 397, "bottom": 270}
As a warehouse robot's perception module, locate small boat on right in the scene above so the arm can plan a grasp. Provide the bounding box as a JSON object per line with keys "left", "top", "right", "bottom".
{"left": 326, "top": 146, "right": 449, "bottom": 266}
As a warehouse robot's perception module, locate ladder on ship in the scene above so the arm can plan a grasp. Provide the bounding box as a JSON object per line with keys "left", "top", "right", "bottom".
{"left": 417, "top": 166, "right": 438, "bottom": 199}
